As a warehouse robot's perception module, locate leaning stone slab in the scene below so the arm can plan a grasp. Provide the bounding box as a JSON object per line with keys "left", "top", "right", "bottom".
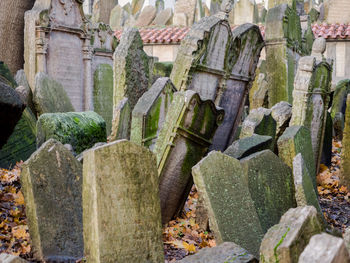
{"left": 240, "top": 150, "right": 296, "bottom": 233}
{"left": 21, "top": 139, "right": 83, "bottom": 262}
{"left": 109, "top": 5, "right": 128, "bottom": 30}
{"left": 34, "top": 72, "right": 75, "bottom": 116}
{"left": 293, "top": 154, "right": 322, "bottom": 214}
{"left": 192, "top": 151, "right": 264, "bottom": 257}
{"left": 152, "top": 8, "right": 173, "bottom": 25}
{"left": 15, "top": 69, "right": 36, "bottom": 114}
{"left": 240, "top": 108, "right": 276, "bottom": 142}
{"left": 83, "top": 140, "right": 164, "bottom": 262}
{"left": 224, "top": 134, "right": 273, "bottom": 160}
{"left": 37, "top": 111, "right": 106, "bottom": 155}
{"left": 131, "top": 0, "right": 145, "bottom": 15}
{"left": 155, "top": 90, "right": 224, "bottom": 224}
{"left": 299, "top": 233, "right": 350, "bottom": 262}
{"left": 178, "top": 242, "right": 258, "bottom": 263}
{"left": 0, "top": 254, "right": 29, "bottom": 263}
{"left": 341, "top": 95, "right": 350, "bottom": 188}
{"left": 130, "top": 77, "right": 176, "bottom": 151}
{"left": 135, "top": 5, "right": 157, "bottom": 26}
{"left": 331, "top": 79, "right": 350, "bottom": 119}
{"left": 92, "top": 0, "right": 118, "bottom": 24}
{"left": 110, "top": 97, "right": 131, "bottom": 141}
{"left": 259, "top": 206, "right": 324, "bottom": 263}
{"left": 277, "top": 126, "right": 316, "bottom": 190}
{"left": 271, "top": 101, "right": 292, "bottom": 138}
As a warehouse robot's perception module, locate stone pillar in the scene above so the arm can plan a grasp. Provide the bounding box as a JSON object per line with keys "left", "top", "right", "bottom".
{"left": 83, "top": 40, "right": 93, "bottom": 111}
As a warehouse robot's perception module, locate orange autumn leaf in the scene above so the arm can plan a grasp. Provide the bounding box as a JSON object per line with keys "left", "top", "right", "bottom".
{"left": 183, "top": 241, "right": 196, "bottom": 253}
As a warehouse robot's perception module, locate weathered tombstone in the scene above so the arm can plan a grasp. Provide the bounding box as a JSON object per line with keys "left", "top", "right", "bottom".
{"left": 299, "top": 233, "right": 350, "bottom": 262}
{"left": 178, "top": 242, "right": 258, "bottom": 263}
{"left": 278, "top": 126, "right": 316, "bottom": 189}
{"left": 240, "top": 108, "right": 277, "bottom": 142}
{"left": 21, "top": 139, "right": 83, "bottom": 262}
{"left": 24, "top": 0, "right": 116, "bottom": 111}
{"left": 265, "top": 2, "right": 305, "bottom": 107}
{"left": 0, "top": 0, "right": 35, "bottom": 74}
{"left": 171, "top": 10, "right": 264, "bottom": 151}
{"left": 92, "top": 0, "right": 118, "bottom": 24}
{"left": 112, "top": 28, "right": 149, "bottom": 140}
{"left": 0, "top": 254, "right": 29, "bottom": 263}
{"left": 321, "top": 111, "right": 333, "bottom": 167}
{"left": 15, "top": 70, "right": 36, "bottom": 115}
{"left": 83, "top": 140, "right": 164, "bottom": 262}
{"left": 224, "top": 134, "right": 273, "bottom": 159}
{"left": 33, "top": 72, "right": 75, "bottom": 116}
{"left": 37, "top": 111, "right": 107, "bottom": 155}
{"left": 131, "top": 0, "right": 145, "bottom": 15}
{"left": 130, "top": 77, "right": 176, "bottom": 150}
{"left": 152, "top": 8, "right": 173, "bottom": 25}
{"left": 331, "top": 79, "right": 350, "bottom": 119}
{"left": 173, "top": 12, "right": 188, "bottom": 26}
{"left": 110, "top": 98, "right": 131, "bottom": 141}
{"left": 233, "top": 0, "right": 258, "bottom": 25}
{"left": 271, "top": 101, "right": 292, "bottom": 138}
{"left": 293, "top": 154, "right": 322, "bottom": 213}
{"left": 240, "top": 150, "right": 296, "bottom": 233}
{"left": 192, "top": 151, "right": 264, "bottom": 257}
{"left": 174, "top": 0, "right": 197, "bottom": 26}
{"left": 156, "top": 0, "right": 165, "bottom": 12}
{"left": 109, "top": 5, "right": 128, "bottom": 30}
{"left": 250, "top": 73, "right": 268, "bottom": 110}
{"left": 268, "top": 0, "right": 293, "bottom": 9}
{"left": 93, "top": 64, "right": 113, "bottom": 135}
{"left": 341, "top": 95, "right": 350, "bottom": 188}
{"left": 290, "top": 38, "right": 332, "bottom": 172}
{"left": 155, "top": 90, "right": 224, "bottom": 224}
{"left": 135, "top": 5, "right": 157, "bottom": 26}
{"left": 259, "top": 206, "right": 324, "bottom": 263}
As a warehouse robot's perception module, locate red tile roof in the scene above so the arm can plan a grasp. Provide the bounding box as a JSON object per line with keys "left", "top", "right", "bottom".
{"left": 115, "top": 23, "right": 350, "bottom": 44}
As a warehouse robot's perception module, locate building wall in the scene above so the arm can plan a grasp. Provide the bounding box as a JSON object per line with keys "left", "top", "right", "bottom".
{"left": 143, "top": 44, "right": 180, "bottom": 62}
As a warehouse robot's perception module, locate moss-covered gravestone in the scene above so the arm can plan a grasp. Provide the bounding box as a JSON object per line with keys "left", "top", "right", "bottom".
{"left": 110, "top": 97, "right": 131, "bottom": 141}
{"left": 131, "top": 77, "right": 176, "bottom": 151}
{"left": 192, "top": 151, "right": 264, "bottom": 257}
{"left": 271, "top": 101, "right": 292, "bottom": 138}
{"left": 34, "top": 72, "right": 75, "bottom": 116}
{"left": 341, "top": 95, "right": 350, "bottom": 188}
{"left": 171, "top": 10, "right": 264, "bottom": 151}
{"left": 278, "top": 126, "right": 316, "bottom": 190}
{"left": 21, "top": 139, "right": 83, "bottom": 262}
{"left": 331, "top": 79, "right": 350, "bottom": 119}
{"left": 155, "top": 90, "right": 224, "bottom": 224}
{"left": 240, "top": 150, "right": 296, "bottom": 233}
{"left": 259, "top": 206, "right": 323, "bottom": 263}
{"left": 92, "top": 0, "right": 118, "bottom": 24}
{"left": 37, "top": 111, "right": 106, "bottom": 155}
{"left": 224, "top": 134, "right": 273, "bottom": 160}
{"left": 290, "top": 38, "right": 332, "bottom": 173}
{"left": 93, "top": 64, "right": 113, "bottom": 135}
{"left": 83, "top": 140, "right": 164, "bottom": 262}
{"left": 112, "top": 28, "right": 149, "bottom": 140}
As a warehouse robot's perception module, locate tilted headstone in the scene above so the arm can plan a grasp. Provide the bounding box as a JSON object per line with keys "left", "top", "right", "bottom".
{"left": 299, "top": 233, "right": 350, "bottom": 262}
{"left": 37, "top": 111, "right": 107, "bottom": 155}
{"left": 83, "top": 140, "right": 164, "bottom": 262}
{"left": 131, "top": 0, "right": 145, "bottom": 15}
{"left": 21, "top": 139, "right": 83, "bottom": 262}
{"left": 135, "top": 5, "right": 157, "bottom": 26}
{"left": 0, "top": 254, "right": 29, "bottom": 263}
{"left": 93, "top": 64, "right": 113, "bottom": 135}
{"left": 0, "top": 0, "right": 35, "bottom": 74}
{"left": 173, "top": 12, "right": 188, "bottom": 26}
{"left": 155, "top": 90, "right": 224, "bottom": 224}
{"left": 112, "top": 28, "right": 149, "bottom": 140}
{"left": 250, "top": 72, "right": 268, "bottom": 110}
{"left": 341, "top": 95, "right": 350, "bottom": 188}
{"left": 15, "top": 70, "right": 36, "bottom": 115}
{"left": 192, "top": 151, "right": 264, "bottom": 257}
{"left": 271, "top": 101, "right": 292, "bottom": 138}
{"left": 171, "top": 13, "right": 264, "bottom": 151}
{"left": 174, "top": 0, "right": 197, "bottom": 26}
{"left": 109, "top": 5, "right": 128, "bottom": 30}
{"left": 290, "top": 38, "right": 332, "bottom": 172}
{"left": 240, "top": 108, "right": 277, "bottom": 143}
{"left": 224, "top": 134, "right": 273, "bottom": 160}
{"left": 33, "top": 72, "right": 75, "bottom": 116}
{"left": 232, "top": 0, "right": 258, "bottom": 25}
{"left": 24, "top": 0, "right": 116, "bottom": 111}
{"left": 331, "top": 79, "right": 350, "bottom": 119}
{"left": 92, "top": 0, "right": 118, "bottom": 24}
{"left": 178, "top": 242, "right": 258, "bottom": 263}
{"left": 240, "top": 150, "right": 296, "bottom": 233}
{"left": 265, "top": 2, "right": 306, "bottom": 107}
{"left": 259, "top": 206, "right": 324, "bottom": 263}
{"left": 278, "top": 126, "right": 316, "bottom": 189}
{"left": 110, "top": 97, "right": 131, "bottom": 141}
{"left": 293, "top": 154, "right": 322, "bottom": 214}
{"left": 130, "top": 77, "right": 176, "bottom": 150}
{"left": 152, "top": 8, "right": 173, "bottom": 25}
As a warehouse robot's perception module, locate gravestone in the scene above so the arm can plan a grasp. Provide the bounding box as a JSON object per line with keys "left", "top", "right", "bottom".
{"left": 0, "top": 0, "right": 35, "bottom": 74}
{"left": 299, "top": 233, "right": 350, "bottom": 262}
{"left": 278, "top": 126, "right": 316, "bottom": 189}
{"left": 21, "top": 139, "right": 83, "bottom": 262}
{"left": 130, "top": 77, "right": 176, "bottom": 151}
{"left": 112, "top": 28, "right": 149, "bottom": 140}
{"left": 135, "top": 5, "right": 157, "bottom": 26}
{"left": 93, "top": 64, "right": 113, "bottom": 135}
{"left": 15, "top": 70, "right": 36, "bottom": 115}
{"left": 0, "top": 254, "right": 29, "bottom": 263}
{"left": 331, "top": 79, "right": 350, "bottom": 119}
{"left": 109, "top": 5, "right": 128, "bottom": 30}
{"left": 192, "top": 151, "right": 264, "bottom": 257}
{"left": 83, "top": 140, "right": 164, "bottom": 262}
{"left": 156, "top": 0, "right": 164, "bottom": 12}
{"left": 155, "top": 90, "right": 224, "bottom": 224}
{"left": 259, "top": 206, "right": 323, "bottom": 263}
{"left": 131, "top": 0, "right": 145, "bottom": 15}
{"left": 233, "top": 0, "right": 258, "bottom": 25}
{"left": 37, "top": 111, "right": 107, "bottom": 155}
{"left": 178, "top": 242, "right": 258, "bottom": 263}
{"left": 92, "top": 0, "right": 118, "bottom": 24}
{"left": 174, "top": 0, "right": 197, "bottom": 26}
{"left": 341, "top": 95, "right": 350, "bottom": 188}
{"left": 224, "top": 134, "right": 273, "bottom": 160}
{"left": 268, "top": 0, "right": 293, "bottom": 9}
{"left": 34, "top": 72, "right": 75, "bottom": 116}
{"left": 173, "top": 12, "right": 188, "bottom": 26}
{"left": 250, "top": 73, "right": 268, "bottom": 110}
{"left": 240, "top": 150, "right": 296, "bottom": 233}
{"left": 24, "top": 0, "right": 116, "bottom": 111}
{"left": 334, "top": 112, "right": 345, "bottom": 140}
{"left": 152, "top": 8, "right": 173, "bottom": 25}
{"left": 271, "top": 101, "right": 292, "bottom": 138}
{"left": 293, "top": 154, "right": 322, "bottom": 214}
{"left": 240, "top": 108, "right": 277, "bottom": 142}
{"left": 171, "top": 13, "right": 264, "bottom": 151}
{"left": 110, "top": 98, "right": 131, "bottom": 141}
{"left": 290, "top": 38, "right": 332, "bottom": 172}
